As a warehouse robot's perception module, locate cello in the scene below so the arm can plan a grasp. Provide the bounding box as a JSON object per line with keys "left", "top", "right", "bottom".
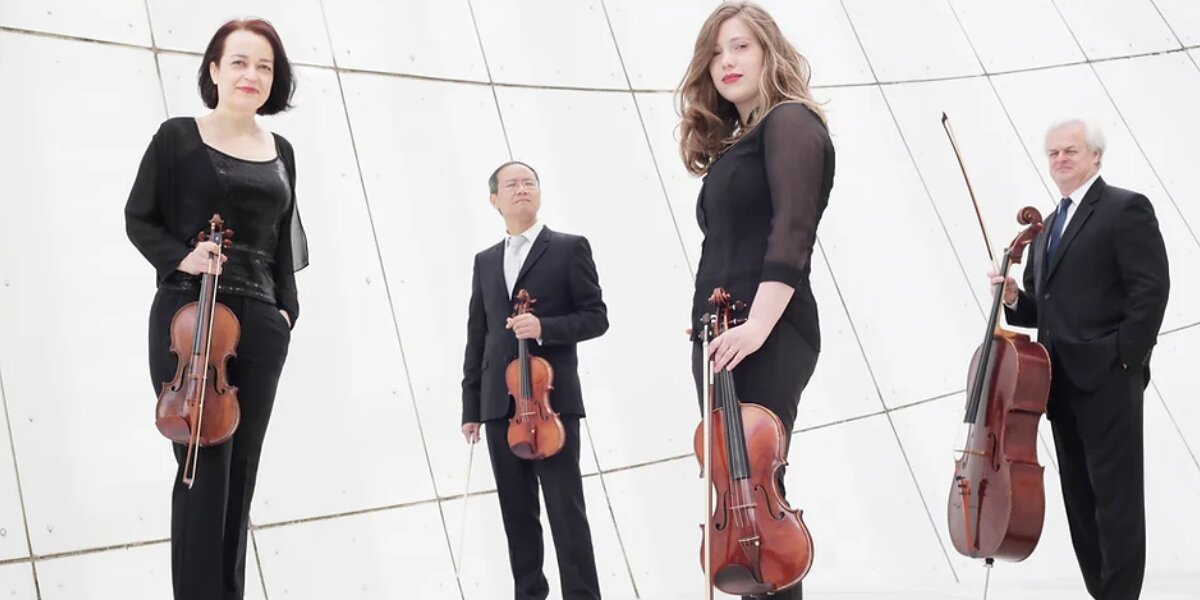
{"left": 155, "top": 214, "right": 241, "bottom": 488}
{"left": 505, "top": 289, "right": 565, "bottom": 460}
{"left": 695, "top": 288, "right": 813, "bottom": 597}
{"left": 942, "top": 114, "right": 1051, "bottom": 565}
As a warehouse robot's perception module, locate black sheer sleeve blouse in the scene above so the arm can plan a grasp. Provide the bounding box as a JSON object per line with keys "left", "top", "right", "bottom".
{"left": 691, "top": 102, "right": 835, "bottom": 350}
{"left": 124, "top": 117, "right": 309, "bottom": 327}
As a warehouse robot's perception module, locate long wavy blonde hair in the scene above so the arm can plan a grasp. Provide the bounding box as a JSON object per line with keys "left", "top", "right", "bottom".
{"left": 677, "top": 2, "right": 826, "bottom": 175}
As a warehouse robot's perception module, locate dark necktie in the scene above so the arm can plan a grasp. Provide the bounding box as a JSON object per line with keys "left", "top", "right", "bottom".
{"left": 1045, "top": 196, "right": 1073, "bottom": 266}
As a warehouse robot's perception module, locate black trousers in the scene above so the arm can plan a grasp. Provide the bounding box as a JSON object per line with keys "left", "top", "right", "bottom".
{"left": 484, "top": 415, "right": 601, "bottom": 600}
{"left": 148, "top": 289, "right": 291, "bottom": 600}
{"left": 1050, "top": 358, "right": 1146, "bottom": 600}
{"left": 692, "top": 319, "right": 819, "bottom": 600}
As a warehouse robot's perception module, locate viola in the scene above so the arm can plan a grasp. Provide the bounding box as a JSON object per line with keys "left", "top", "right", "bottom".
{"left": 155, "top": 214, "right": 241, "bottom": 488}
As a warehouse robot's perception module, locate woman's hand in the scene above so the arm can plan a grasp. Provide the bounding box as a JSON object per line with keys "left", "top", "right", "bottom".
{"left": 708, "top": 319, "right": 771, "bottom": 372}
{"left": 177, "top": 241, "right": 227, "bottom": 276}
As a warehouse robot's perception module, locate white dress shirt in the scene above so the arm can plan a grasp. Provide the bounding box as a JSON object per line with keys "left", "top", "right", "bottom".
{"left": 504, "top": 221, "right": 544, "bottom": 295}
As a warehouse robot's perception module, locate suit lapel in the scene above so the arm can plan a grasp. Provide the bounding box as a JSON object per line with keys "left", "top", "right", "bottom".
{"left": 1032, "top": 225, "right": 1048, "bottom": 298}
{"left": 513, "top": 227, "right": 552, "bottom": 295}
{"left": 486, "top": 243, "right": 509, "bottom": 306}
{"left": 1045, "top": 177, "right": 1103, "bottom": 282}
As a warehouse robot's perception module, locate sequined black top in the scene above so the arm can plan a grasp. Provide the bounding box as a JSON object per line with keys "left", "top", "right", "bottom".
{"left": 690, "top": 103, "right": 835, "bottom": 351}
{"left": 190, "top": 146, "right": 293, "bottom": 305}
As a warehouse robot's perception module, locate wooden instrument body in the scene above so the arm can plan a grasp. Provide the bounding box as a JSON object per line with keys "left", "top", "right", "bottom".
{"left": 948, "top": 330, "right": 1049, "bottom": 561}
{"left": 694, "top": 401, "right": 812, "bottom": 595}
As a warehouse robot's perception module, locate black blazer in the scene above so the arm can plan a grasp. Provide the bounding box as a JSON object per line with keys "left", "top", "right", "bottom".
{"left": 124, "top": 117, "right": 308, "bottom": 325}
{"left": 461, "top": 227, "right": 608, "bottom": 424}
{"left": 1006, "top": 177, "right": 1169, "bottom": 391}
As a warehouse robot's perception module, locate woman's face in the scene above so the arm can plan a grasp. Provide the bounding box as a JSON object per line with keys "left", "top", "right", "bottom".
{"left": 208, "top": 29, "right": 275, "bottom": 114}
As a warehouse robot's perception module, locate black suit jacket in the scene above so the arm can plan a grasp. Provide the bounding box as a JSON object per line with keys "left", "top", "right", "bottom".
{"left": 461, "top": 227, "right": 608, "bottom": 424}
{"left": 1005, "top": 176, "right": 1169, "bottom": 392}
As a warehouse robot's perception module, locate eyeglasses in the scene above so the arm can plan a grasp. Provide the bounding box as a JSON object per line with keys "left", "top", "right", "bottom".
{"left": 502, "top": 179, "right": 539, "bottom": 191}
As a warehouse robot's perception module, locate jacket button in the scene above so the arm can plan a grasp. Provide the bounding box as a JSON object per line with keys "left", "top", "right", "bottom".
{"left": 1043, "top": 293, "right": 1051, "bottom": 300}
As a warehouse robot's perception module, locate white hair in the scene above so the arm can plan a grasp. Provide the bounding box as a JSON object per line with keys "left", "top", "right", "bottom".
{"left": 1045, "top": 118, "right": 1106, "bottom": 167}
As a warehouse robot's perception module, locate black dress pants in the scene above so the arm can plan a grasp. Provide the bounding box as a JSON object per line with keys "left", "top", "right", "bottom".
{"left": 484, "top": 415, "right": 601, "bottom": 600}
{"left": 1050, "top": 359, "right": 1146, "bottom": 600}
{"left": 148, "top": 288, "right": 290, "bottom": 600}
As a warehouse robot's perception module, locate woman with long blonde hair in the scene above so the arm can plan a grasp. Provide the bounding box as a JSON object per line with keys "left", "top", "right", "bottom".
{"left": 681, "top": 3, "right": 834, "bottom": 599}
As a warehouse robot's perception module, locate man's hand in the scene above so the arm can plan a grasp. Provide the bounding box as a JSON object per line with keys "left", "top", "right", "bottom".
{"left": 461, "top": 422, "right": 480, "bottom": 444}
{"left": 989, "top": 270, "right": 1020, "bottom": 306}
{"left": 506, "top": 314, "right": 541, "bottom": 340}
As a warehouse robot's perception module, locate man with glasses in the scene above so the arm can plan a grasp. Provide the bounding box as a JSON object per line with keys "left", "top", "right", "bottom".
{"left": 460, "top": 161, "right": 608, "bottom": 599}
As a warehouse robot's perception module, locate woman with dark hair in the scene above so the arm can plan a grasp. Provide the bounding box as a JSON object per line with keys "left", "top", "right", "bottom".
{"left": 679, "top": 2, "right": 835, "bottom": 598}
{"left": 125, "top": 18, "right": 308, "bottom": 600}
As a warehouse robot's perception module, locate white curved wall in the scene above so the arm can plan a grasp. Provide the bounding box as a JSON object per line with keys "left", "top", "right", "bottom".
{"left": 0, "top": 1, "right": 1198, "bottom": 598}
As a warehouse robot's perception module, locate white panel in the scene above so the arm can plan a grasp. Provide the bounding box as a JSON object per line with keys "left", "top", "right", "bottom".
{"left": 158, "top": 60, "right": 440, "bottom": 522}
{"left": 0, "top": 0, "right": 150, "bottom": 45}
{"left": 0, "top": 562, "right": 35, "bottom": 599}
{"left": 607, "top": 0, "right": 873, "bottom": 90}
{"left": 1156, "top": 0, "right": 1200, "bottom": 46}
{"left": 1054, "top": 0, "right": 1180, "bottom": 60}
{"left": 443, "top": 478, "right": 636, "bottom": 599}
{"left": 0, "top": 386, "right": 28, "bottom": 562}
{"left": 890, "top": 396, "right": 1084, "bottom": 595}
{"left": 36, "top": 542, "right": 266, "bottom": 600}
{"left": 633, "top": 92, "right": 701, "bottom": 272}
{"left": 603, "top": 0, "right": 712, "bottom": 91}
{"left": 782, "top": 415, "right": 954, "bottom": 593}
{"left": 601, "top": 459, "right": 739, "bottom": 599}
{"left": 757, "top": 0, "right": 875, "bottom": 87}
{"left": 495, "top": 87, "right": 697, "bottom": 470}
{"left": 0, "top": 33, "right": 172, "bottom": 555}
{"left": 841, "top": 0, "right": 981, "bottom": 81}
{"left": 1151, "top": 326, "right": 1200, "bottom": 465}
{"left": 1142, "top": 390, "right": 1200, "bottom": 580}
{"left": 949, "top": 0, "right": 1083, "bottom": 73}
{"left": 1093, "top": 54, "right": 1200, "bottom": 249}
{"left": 146, "top": 0, "right": 332, "bottom": 66}
{"left": 255, "top": 503, "right": 456, "bottom": 598}
{"left": 991, "top": 64, "right": 1200, "bottom": 332}
{"left": 818, "top": 86, "right": 981, "bottom": 407}
{"left": 472, "top": 0, "right": 627, "bottom": 89}
{"left": 323, "top": 0, "right": 487, "bottom": 81}
{"left": 795, "top": 245, "right": 884, "bottom": 428}
{"left": 882, "top": 78, "right": 1052, "bottom": 319}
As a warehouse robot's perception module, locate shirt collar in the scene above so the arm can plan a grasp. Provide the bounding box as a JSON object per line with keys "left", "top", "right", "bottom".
{"left": 506, "top": 221, "right": 543, "bottom": 247}
{"left": 1065, "top": 172, "right": 1101, "bottom": 205}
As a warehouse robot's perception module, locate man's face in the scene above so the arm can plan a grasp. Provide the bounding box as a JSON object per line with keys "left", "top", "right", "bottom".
{"left": 490, "top": 164, "right": 541, "bottom": 221}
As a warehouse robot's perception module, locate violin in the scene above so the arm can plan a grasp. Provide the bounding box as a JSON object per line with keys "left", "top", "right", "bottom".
{"left": 505, "top": 289, "right": 565, "bottom": 460}
{"left": 942, "top": 114, "right": 1051, "bottom": 562}
{"left": 155, "top": 214, "right": 241, "bottom": 488}
{"left": 695, "top": 288, "right": 813, "bottom": 597}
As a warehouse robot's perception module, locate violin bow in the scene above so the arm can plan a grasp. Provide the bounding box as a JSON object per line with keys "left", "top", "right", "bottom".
{"left": 455, "top": 441, "right": 476, "bottom": 581}
{"left": 702, "top": 314, "right": 715, "bottom": 600}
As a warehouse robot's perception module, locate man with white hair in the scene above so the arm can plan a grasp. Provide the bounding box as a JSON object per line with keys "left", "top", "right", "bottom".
{"left": 994, "top": 118, "right": 1169, "bottom": 599}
